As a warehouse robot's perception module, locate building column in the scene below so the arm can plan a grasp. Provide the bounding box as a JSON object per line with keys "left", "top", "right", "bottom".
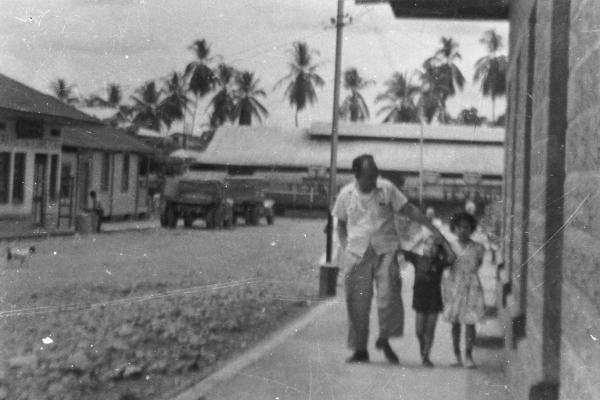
{"left": 529, "top": 0, "right": 570, "bottom": 399}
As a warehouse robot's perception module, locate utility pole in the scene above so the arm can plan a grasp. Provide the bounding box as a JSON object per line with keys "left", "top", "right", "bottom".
{"left": 326, "top": 0, "right": 346, "bottom": 263}
{"left": 418, "top": 121, "right": 424, "bottom": 208}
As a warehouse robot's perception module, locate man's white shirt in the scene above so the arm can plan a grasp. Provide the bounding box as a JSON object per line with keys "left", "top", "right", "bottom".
{"left": 332, "top": 178, "right": 408, "bottom": 257}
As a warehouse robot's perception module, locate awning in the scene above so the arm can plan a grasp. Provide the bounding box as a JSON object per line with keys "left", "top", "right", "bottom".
{"left": 355, "top": 0, "right": 509, "bottom": 20}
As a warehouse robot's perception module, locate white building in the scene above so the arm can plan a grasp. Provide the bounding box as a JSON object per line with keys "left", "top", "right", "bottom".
{"left": 0, "top": 73, "right": 99, "bottom": 235}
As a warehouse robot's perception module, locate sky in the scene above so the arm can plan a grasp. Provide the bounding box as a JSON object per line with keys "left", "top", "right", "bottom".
{"left": 0, "top": 0, "right": 508, "bottom": 131}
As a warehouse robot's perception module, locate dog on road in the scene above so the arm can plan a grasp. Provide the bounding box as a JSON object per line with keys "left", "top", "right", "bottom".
{"left": 7, "top": 246, "right": 36, "bottom": 268}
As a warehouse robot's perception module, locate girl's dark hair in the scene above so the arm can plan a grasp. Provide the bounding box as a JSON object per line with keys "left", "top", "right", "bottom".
{"left": 450, "top": 211, "right": 478, "bottom": 233}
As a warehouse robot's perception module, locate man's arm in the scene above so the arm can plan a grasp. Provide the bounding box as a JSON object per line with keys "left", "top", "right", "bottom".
{"left": 400, "top": 202, "right": 447, "bottom": 243}
{"left": 337, "top": 219, "right": 348, "bottom": 249}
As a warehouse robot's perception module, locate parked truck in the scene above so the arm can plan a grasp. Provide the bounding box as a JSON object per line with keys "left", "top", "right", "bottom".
{"left": 160, "top": 176, "right": 233, "bottom": 229}
{"left": 224, "top": 177, "right": 275, "bottom": 225}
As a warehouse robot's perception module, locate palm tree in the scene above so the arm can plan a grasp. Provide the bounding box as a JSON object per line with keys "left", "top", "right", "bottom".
{"left": 84, "top": 83, "right": 123, "bottom": 108}
{"left": 339, "top": 68, "right": 374, "bottom": 122}
{"left": 184, "top": 39, "right": 217, "bottom": 133}
{"left": 422, "top": 37, "right": 465, "bottom": 121}
{"left": 416, "top": 63, "right": 451, "bottom": 123}
{"left": 130, "top": 81, "right": 165, "bottom": 131}
{"left": 232, "top": 71, "right": 268, "bottom": 126}
{"left": 50, "top": 78, "right": 78, "bottom": 105}
{"left": 208, "top": 63, "right": 237, "bottom": 128}
{"left": 375, "top": 72, "right": 420, "bottom": 123}
{"left": 275, "top": 41, "right": 325, "bottom": 127}
{"left": 105, "top": 84, "right": 123, "bottom": 108}
{"left": 159, "top": 72, "right": 190, "bottom": 131}
{"left": 474, "top": 30, "right": 508, "bottom": 122}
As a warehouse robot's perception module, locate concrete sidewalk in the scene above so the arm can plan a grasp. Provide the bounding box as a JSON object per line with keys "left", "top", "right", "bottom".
{"left": 173, "top": 266, "right": 510, "bottom": 400}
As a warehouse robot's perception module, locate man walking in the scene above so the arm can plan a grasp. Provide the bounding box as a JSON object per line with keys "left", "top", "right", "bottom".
{"left": 333, "top": 154, "right": 446, "bottom": 363}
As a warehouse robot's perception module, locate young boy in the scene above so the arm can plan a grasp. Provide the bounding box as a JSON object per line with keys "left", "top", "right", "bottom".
{"left": 401, "top": 234, "right": 456, "bottom": 366}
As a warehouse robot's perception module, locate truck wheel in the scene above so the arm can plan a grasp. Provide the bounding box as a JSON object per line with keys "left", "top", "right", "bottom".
{"left": 214, "top": 205, "right": 224, "bottom": 229}
{"left": 244, "top": 207, "right": 253, "bottom": 226}
{"left": 250, "top": 205, "right": 260, "bottom": 226}
{"left": 224, "top": 213, "right": 233, "bottom": 228}
{"left": 206, "top": 208, "right": 215, "bottom": 229}
{"left": 183, "top": 215, "right": 194, "bottom": 228}
{"left": 166, "top": 206, "right": 178, "bottom": 229}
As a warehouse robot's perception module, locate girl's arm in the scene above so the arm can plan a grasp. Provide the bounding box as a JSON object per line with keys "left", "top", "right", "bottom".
{"left": 439, "top": 239, "right": 457, "bottom": 265}
{"left": 475, "top": 242, "right": 485, "bottom": 270}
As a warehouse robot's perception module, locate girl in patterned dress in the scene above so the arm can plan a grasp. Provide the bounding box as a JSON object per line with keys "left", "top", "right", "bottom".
{"left": 442, "top": 212, "right": 485, "bottom": 369}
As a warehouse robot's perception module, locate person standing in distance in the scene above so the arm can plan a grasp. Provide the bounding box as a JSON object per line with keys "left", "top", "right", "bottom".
{"left": 333, "top": 154, "right": 448, "bottom": 364}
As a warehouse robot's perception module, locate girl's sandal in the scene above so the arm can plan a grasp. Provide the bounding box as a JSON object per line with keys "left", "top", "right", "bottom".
{"left": 464, "top": 358, "right": 477, "bottom": 369}
{"left": 451, "top": 353, "right": 463, "bottom": 367}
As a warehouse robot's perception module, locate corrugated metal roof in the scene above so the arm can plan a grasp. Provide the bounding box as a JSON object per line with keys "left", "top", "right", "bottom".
{"left": 309, "top": 121, "right": 505, "bottom": 143}
{"left": 178, "top": 125, "right": 504, "bottom": 176}
{"left": 62, "top": 125, "right": 154, "bottom": 154}
{"left": 0, "top": 74, "right": 100, "bottom": 124}
{"left": 76, "top": 106, "right": 119, "bottom": 121}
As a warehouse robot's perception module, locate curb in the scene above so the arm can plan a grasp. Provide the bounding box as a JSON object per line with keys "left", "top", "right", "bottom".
{"left": 170, "top": 296, "right": 340, "bottom": 400}
{"left": 101, "top": 225, "right": 160, "bottom": 234}
{"left": 0, "top": 229, "right": 75, "bottom": 242}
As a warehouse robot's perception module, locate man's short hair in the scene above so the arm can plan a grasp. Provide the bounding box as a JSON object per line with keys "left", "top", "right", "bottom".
{"left": 351, "top": 154, "right": 378, "bottom": 177}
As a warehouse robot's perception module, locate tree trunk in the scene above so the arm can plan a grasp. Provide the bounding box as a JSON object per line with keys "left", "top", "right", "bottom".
{"left": 183, "top": 107, "right": 188, "bottom": 134}
{"left": 190, "top": 95, "right": 200, "bottom": 134}
{"left": 491, "top": 97, "right": 496, "bottom": 124}
{"left": 239, "top": 106, "right": 251, "bottom": 126}
{"left": 294, "top": 109, "right": 299, "bottom": 128}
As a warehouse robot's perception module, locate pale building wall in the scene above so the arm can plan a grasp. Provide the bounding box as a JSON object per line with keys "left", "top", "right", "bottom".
{"left": 0, "top": 113, "right": 62, "bottom": 227}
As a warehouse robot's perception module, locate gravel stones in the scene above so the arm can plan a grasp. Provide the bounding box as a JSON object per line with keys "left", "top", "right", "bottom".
{"left": 65, "top": 350, "right": 91, "bottom": 373}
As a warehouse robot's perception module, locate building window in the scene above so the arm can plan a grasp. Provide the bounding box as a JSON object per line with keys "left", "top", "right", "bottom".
{"left": 121, "top": 154, "right": 130, "bottom": 192}
{"left": 101, "top": 153, "right": 110, "bottom": 192}
{"left": 0, "top": 152, "right": 10, "bottom": 204}
{"left": 49, "top": 155, "right": 58, "bottom": 201}
{"left": 12, "top": 153, "right": 26, "bottom": 204}
{"left": 50, "top": 129, "right": 61, "bottom": 137}
{"left": 16, "top": 118, "right": 44, "bottom": 139}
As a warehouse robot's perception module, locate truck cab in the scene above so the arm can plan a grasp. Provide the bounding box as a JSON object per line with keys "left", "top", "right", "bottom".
{"left": 224, "top": 177, "right": 275, "bottom": 225}
{"left": 160, "top": 176, "right": 233, "bottom": 229}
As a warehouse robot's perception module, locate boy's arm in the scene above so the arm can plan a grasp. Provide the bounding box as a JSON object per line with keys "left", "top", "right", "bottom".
{"left": 400, "top": 202, "right": 448, "bottom": 245}
{"left": 399, "top": 249, "right": 419, "bottom": 266}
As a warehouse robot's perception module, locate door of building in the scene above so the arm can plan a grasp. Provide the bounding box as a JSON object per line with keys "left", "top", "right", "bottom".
{"left": 32, "top": 154, "right": 48, "bottom": 226}
{"left": 78, "top": 157, "right": 91, "bottom": 211}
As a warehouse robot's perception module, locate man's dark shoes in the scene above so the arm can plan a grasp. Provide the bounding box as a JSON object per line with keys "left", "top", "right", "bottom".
{"left": 375, "top": 338, "right": 400, "bottom": 365}
{"left": 422, "top": 357, "right": 434, "bottom": 368}
{"left": 346, "top": 350, "right": 369, "bottom": 363}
